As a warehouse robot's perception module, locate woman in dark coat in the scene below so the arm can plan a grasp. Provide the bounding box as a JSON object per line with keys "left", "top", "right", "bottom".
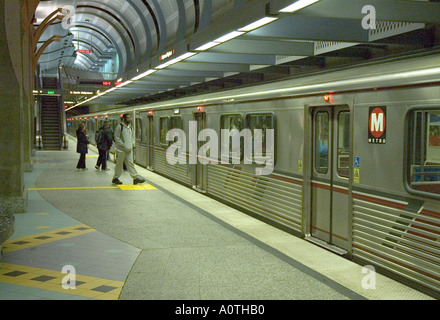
{"left": 76, "top": 122, "right": 89, "bottom": 170}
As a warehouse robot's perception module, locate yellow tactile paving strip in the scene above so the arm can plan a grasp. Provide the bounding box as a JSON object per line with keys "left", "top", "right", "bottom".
{"left": 1, "top": 182, "right": 157, "bottom": 300}
{"left": 2, "top": 224, "right": 96, "bottom": 253}
{"left": 0, "top": 263, "right": 123, "bottom": 300}
{"left": 1, "top": 225, "right": 126, "bottom": 300}
{"left": 118, "top": 184, "right": 157, "bottom": 190}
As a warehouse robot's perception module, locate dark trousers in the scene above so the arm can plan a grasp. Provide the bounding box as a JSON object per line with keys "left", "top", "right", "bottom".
{"left": 77, "top": 153, "right": 86, "bottom": 169}
{"left": 96, "top": 149, "right": 108, "bottom": 169}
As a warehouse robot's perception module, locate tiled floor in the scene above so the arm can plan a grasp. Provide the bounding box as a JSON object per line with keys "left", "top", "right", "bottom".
{"left": 0, "top": 154, "right": 142, "bottom": 300}
{"left": 0, "top": 142, "right": 435, "bottom": 301}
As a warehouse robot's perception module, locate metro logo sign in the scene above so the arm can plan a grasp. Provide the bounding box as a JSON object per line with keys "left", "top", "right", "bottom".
{"left": 368, "top": 106, "right": 386, "bottom": 144}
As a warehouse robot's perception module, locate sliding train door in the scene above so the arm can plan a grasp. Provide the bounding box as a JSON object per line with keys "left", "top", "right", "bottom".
{"left": 134, "top": 112, "right": 147, "bottom": 167}
{"left": 309, "top": 106, "right": 351, "bottom": 253}
{"left": 193, "top": 112, "right": 206, "bottom": 192}
{"left": 147, "top": 115, "right": 154, "bottom": 170}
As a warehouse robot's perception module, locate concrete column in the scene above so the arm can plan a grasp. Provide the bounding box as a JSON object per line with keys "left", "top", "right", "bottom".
{"left": 0, "top": 0, "right": 30, "bottom": 214}
{"left": 22, "top": 18, "right": 33, "bottom": 172}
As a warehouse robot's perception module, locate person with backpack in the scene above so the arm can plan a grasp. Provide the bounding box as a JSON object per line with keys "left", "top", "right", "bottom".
{"left": 95, "top": 120, "right": 113, "bottom": 171}
{"left": 112, "top": 114, "right": 145, "bottom": 185}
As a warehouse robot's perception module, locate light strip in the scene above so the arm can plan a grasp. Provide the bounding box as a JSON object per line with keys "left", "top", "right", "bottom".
{"left": 213, "top": 31, "right": 245, "bottom": 43}
{"left": 279, "top": 0, "right": 320, "bottom": 13}
{"left": 127, "top": 66, "right": 440, "bottom": 111}
{"left": 177, "top": 52, "right": 197, "bottom": 60}
{"left": 155, "top": 52, "right": 197, "bottom": 69}
{"left": 68, "top": 16, "right": 264, "bottom": 109}
{"left": 115, "top": 80, "right": 133, "bottom": 88}
{"left": 194, "top": 41, "right": 220, "bottom": 51}
{"left": 131, "top": 69, "right": 156, "bottom": 81}
{"left": 104, "top": 87, "right": 118, "bottom": 93}
{"left": 195, "top": 31, "right": 244, "bottom": 52}
{"left": 238, "top": 17, "right": 278, "bottom": 32}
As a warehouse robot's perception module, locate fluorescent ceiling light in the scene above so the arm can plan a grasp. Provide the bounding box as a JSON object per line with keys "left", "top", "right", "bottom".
{"left": 176, "top": 52, "right": 196, "bottom": 60}
{"left": 238, "top": 17, "right": 278, "bottom": 32}
{"left": 103, "top": 87, "right": 118, "bottom": 93}
{"left": 194, "top": 31, "right": 245, "bottom": 52}
{"left": 156, "top": 62, "right": 171, "bottom": 69}
{"left": 131, "top": 69, "right": 156, "bottom": 81}
{"left": 213, "top": 31, "right": 244, "bottom": 43}
{"left": 279, "top": 0, "right": 320, "bottom": 13}
{"left": 155, "top": 52, "right": 196, "bottom": 69}
{"left": 195, "top": 41, "right": 219, "bottom": 51}
{"left": 116, "top": 80, "right": 133, "bottom": 88}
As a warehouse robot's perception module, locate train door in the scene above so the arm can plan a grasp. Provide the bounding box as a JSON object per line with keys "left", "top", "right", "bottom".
{"left": 193, "top": 112, "right": 206, "bottom": 192}
{"left": 147, "top": 115, "right": 154, "bottom": 170}
{"left": 309, "top": 105, "right": 351, "bottom": 253}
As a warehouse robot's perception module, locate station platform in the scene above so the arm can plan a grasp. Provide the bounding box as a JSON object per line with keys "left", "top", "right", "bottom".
{"left": 0, "top": 139, "right": 434, "bottom": 302}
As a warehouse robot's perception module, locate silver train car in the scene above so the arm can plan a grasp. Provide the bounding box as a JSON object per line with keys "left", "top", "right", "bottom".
{"left": 68, "top": 53, "right": 440, "bottom": 298}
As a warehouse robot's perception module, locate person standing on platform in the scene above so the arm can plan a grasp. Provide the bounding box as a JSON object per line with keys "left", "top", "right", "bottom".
{"left": 95, "top": 120, "right": 114, "bottom": 171}
{"left": 112, "top": 114, "right": 145, "bottom": 185}
{"left": 76, "top": 122, "right": 89, "bottom": 170}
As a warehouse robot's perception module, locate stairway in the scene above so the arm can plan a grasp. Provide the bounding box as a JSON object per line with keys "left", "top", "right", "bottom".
{"left": 41, "top": 95, "right": 62, "bottom": 150}
{"left": 42, "top": 76, "right": 58, "bottom": 89}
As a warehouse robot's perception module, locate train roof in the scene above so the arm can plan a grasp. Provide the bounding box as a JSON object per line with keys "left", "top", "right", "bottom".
{"left": 83, "top": 52, "right": 440, "bottom": 116}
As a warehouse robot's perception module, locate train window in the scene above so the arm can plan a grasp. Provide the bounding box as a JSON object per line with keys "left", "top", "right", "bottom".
{"left": 135, "top": 117, "right": 142, "bottom": 140}
{"left": 407, "top": 109, "right": 440, "bottom": 196}
{"left": 220, "top": 114, "right": 243, "bottom": 161}
{"left": 87, "top": 120, "right": 92, "bottom": 134}
{"left": 314, "top": 112, "right": 329, "bottom": 174}
{"left": 337, "top": 112, "right": 350, "bottom": 178}
{"left": 246, "top": 113, "right": 275, "bottom": 158}
{"left": 140, "top": 115, "right": 148, "bottom": 144}
{"left": 111, "top": 119, "right": 118, "bottom": 132}
{"left": 159, "top": 117, "right": 169, "bottom": 145}
{"left": 170, "top": 116, "right": 183, "bottom": 130}
{"left": 169, "top": 116, "right": 183, "bottom": 144}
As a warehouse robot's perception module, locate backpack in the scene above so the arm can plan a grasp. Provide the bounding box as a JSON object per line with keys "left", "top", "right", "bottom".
{"left": 95, "top": 129, "right": 103, "bottom": 144}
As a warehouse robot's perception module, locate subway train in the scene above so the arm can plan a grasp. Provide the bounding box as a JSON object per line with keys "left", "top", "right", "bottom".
{"left": 67, "top": 52, "right": 440, "bottom": 298}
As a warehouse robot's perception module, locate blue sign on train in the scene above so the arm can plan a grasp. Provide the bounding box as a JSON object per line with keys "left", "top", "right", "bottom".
{"left": 354, "top": 156, "right": 360, "bottom": 168}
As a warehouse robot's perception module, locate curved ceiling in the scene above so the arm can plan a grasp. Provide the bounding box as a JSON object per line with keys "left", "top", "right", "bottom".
{"left": 35, "top": 0, "right": 237, "bottom": 78}
{"left": 33, "top": 0, "right": 440, "bottom": 112}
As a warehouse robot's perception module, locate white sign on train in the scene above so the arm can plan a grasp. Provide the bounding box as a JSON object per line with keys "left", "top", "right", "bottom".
{"left": 368, "top": 106, "right": 387, "bottom": 144}
{"left": 165, "top": 121, "right": 275, "bottom": 175}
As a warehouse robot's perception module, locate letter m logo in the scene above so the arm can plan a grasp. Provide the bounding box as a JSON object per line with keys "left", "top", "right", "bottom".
{"left": 368, "top": 106, "right": 386, "bottom": 143}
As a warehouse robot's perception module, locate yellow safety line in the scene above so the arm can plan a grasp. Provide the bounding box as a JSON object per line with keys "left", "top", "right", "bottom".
{"left": 0, "top": 263, "right": 123, "bottom": 300}
{"left": 28, "top": 185, "right": 157, "bottom": 191}
{"left": 28, "top": 186, "right": 119, "bottom": 191}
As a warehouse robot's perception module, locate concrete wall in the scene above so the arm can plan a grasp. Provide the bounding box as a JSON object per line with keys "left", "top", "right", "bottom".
{"left": 0, "top": 0, "right": 34, "bottom": 214}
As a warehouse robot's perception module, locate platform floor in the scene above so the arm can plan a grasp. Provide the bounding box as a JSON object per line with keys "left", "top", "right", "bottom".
{"left": 0, "top": 139, "right": 434, "bottom": 301}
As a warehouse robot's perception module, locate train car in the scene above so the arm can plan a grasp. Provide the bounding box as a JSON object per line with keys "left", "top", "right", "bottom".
{"left": 68, "top": 52, "right": 440, "bottom": 297}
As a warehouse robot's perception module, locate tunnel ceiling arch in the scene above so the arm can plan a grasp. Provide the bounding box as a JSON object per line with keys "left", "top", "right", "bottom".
{"left": 35, "top": 0, "right": 234, "bottom": 78}
{"left": 34, "top": 0, "right": 440, "bottom": 109}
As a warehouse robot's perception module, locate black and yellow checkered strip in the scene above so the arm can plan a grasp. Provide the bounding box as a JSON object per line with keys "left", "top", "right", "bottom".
{"left": 2, "top": 224, "right": 96, "bottom": 253}
{"left": 0, "top": 263, "right": 123, "bottom": 300}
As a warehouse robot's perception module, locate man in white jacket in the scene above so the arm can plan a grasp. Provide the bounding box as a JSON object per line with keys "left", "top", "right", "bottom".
{"left": 112, "top": 114, "right": 145, "bottom": 185}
